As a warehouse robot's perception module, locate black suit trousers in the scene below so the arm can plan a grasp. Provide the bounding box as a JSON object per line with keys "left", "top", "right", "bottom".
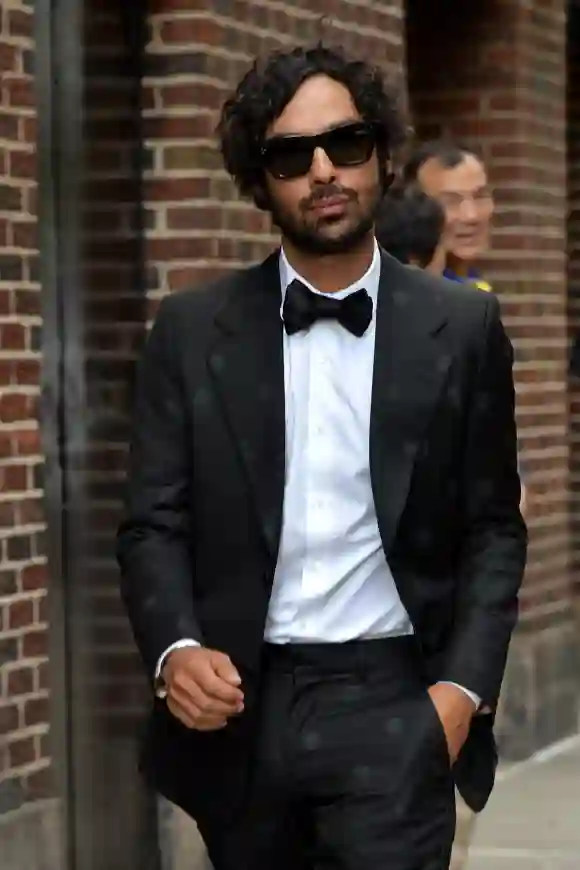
{"left": 199, "top": 638, "right": 456, "bottom": 870}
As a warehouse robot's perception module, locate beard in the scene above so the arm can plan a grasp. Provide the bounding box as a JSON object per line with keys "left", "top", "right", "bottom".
{"left": 268, "top": 184, "right": 383, "bottom": 256}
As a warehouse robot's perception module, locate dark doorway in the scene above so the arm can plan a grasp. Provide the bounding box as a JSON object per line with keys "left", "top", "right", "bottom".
{"left": 37, "top": 1, "right": 160, "bottom": 867}
{"left": 406, "top": 0, "right": 511, "bottom": 145}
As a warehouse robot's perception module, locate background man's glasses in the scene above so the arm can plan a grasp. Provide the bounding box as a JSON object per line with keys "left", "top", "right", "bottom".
{"left": 261, "top": 121, "right": 380, "bottom": 180}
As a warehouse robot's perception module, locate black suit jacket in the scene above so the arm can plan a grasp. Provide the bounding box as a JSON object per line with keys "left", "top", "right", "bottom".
{"left": 117, "top": 250, "right": 527, "bottom": 826}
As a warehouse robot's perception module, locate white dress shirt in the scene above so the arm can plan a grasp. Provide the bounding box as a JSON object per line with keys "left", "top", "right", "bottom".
{"left": 155, "top": 242, "right": 479, "bottom": 708}
{"left": 264, "top": 242, "right": 411, "bottom": 642}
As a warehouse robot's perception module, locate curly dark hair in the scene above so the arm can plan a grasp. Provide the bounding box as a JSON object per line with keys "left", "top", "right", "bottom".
{"left": 376, "top": 184, "right": 445, "bottom": 268}
{"left": 216, "top": 43, "right": 406, "bottom": 210}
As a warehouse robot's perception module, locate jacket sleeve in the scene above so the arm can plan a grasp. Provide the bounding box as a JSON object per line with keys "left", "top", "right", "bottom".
{"left": 440, "top": 293, "right": 527, "bottom": 708}
{"left": 116, "top": 295, "right": 203, "bottom": 681}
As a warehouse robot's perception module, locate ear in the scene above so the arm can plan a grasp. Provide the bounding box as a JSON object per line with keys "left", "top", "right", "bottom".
{"left": 251, "top": 182, "right": 271, "bottom": 211}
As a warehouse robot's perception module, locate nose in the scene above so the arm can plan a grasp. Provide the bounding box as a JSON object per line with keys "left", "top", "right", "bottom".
{"left": 458, "top": 197, "right": 478, "bottom": 222}
{"left": 309, "top": 146, "right": 336, "bottom": 184}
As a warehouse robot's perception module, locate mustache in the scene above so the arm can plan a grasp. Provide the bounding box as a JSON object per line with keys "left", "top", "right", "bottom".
{"left": 301, "top": 185, "right": 358, "bottom": 210}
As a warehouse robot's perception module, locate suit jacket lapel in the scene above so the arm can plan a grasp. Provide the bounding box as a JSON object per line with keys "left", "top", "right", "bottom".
{"left": 370, "top": 253, "right": 451, "bottom": 554}
{"left": 207, "top": 253, "right": 286, "bottom": 568}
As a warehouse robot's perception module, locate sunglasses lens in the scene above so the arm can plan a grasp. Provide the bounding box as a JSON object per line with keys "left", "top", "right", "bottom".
{"left": 262, "top": 139, "right": 314, "bottom": 180}
{"left": 324, "top": 124, "right": 376, "bottom": 167}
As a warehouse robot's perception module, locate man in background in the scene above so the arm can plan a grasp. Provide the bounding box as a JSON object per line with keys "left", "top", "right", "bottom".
{"left": 403, "top": 140, "right": 494, "bottom": 287}
{"left": 403, "top": 139, "right": 527, "bottom": 518}
{"left": 403, "top": 140, "right": 528, "bottom": 866}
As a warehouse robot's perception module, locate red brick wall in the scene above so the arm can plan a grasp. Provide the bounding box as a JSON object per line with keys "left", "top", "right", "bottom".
{"left": 407, "top": 0, "right": 575, "bottom": 753}
{"left": 0, "top": 0, "right": 51, "bottom": 810}
{"left": 143, "top": 0, "right": 405, "bottom": 318}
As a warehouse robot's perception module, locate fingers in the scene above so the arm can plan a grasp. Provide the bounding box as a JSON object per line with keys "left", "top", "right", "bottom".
{"left": 164, "top": 647, "right": 245, "bottom": 731}
{"left": 166, "top": 695, "right": 227, "bottom": 731}
{"left": 198, "top": 665, "right": 244, "bottom": 706}
{"left": 173, "top": 669, "right": 242, "bottom": 717}
{"left": 213, "top": 653, "right": 242, "bottom": 686}
{"left": 179, "top": 654, "right": 244, "bottom": 707}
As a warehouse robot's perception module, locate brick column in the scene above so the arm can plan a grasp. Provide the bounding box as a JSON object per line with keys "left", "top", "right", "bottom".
{"left": 0, "top": 0, "right": 49, "bottom": 807}
{"left": 407, "top": 0, "right": 574, "bottom": 756}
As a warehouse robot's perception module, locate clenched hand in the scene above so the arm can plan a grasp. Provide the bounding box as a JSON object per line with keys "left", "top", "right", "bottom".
{"left": 163, "top": 646, "right": 244, "bottom": 731}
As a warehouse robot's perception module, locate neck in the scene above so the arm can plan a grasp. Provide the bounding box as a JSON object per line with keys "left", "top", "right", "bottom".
{"left": 446, "top": 254, "right": 471, "bottom": 278}
{"left": 282, "top": 233, "right": 375, "bottom": 294}
{"left": 427, "top": 244, "right": 446, "bottom": 276}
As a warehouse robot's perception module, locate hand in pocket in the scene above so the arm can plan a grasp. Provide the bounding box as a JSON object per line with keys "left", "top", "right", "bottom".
{"left": 427, "top": 683, "right": 476, "bottom": 764}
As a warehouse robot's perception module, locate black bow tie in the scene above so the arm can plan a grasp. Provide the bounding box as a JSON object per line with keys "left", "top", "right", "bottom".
{"left": 282, "top": 279, "right": 373, "bottom": 337}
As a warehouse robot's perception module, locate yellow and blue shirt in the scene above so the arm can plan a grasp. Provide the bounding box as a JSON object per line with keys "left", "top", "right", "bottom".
{"left": 443, "top": 267, "right": 492, "bottom": 293}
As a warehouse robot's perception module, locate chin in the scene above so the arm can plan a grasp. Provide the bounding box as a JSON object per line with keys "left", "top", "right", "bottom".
{"left": 317, "top": 222, "right": 356, "bottom": 244}
{"left": 314, "top": 211, "right": 354, "bottom": 232}
{"left": 453, "top": 247, "right": 482, "bottom": 264}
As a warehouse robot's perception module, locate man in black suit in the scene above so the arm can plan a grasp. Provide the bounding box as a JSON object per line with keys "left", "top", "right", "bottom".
{"left": 117, "top": 44, "right": 527, "bottom": 870}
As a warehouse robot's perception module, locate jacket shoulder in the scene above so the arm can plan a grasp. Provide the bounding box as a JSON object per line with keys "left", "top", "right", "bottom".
{"left": 403, "top": 264, "right": 501, "bottom": 338}
{"left": 412, "top": 265, "right": 496, "bottom": 311}
{"left": 154, "top": 266, "right": 252, "bottom": 324}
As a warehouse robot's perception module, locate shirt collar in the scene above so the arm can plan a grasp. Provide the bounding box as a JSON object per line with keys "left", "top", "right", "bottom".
{"left": 443, "top": 267, "right": 492, "bottom": 293}
{"left": 443, "top": 266, "right": 480, "bottom": 283}
{"left": 279, "top": 239, "right": 381, "bottom": 307}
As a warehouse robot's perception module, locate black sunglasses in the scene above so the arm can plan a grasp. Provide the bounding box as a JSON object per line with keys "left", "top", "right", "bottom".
{"left": 261, "top": 121, "right": 381, "bottom": 180}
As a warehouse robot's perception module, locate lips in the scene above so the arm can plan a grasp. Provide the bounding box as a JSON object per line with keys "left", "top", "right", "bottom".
{"left": 455, "top": 230, "right": 480, "bottom": 241}
{"left": 310, "top": 196, "right": 349, "bottom": 216}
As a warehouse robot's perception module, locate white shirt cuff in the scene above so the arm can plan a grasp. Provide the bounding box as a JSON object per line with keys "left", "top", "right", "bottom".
{"left": 439, "top": 681, "right": 481, "bottom": 711}
{"left": 154, "top": 639, "right": 200, "bottom": 698}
